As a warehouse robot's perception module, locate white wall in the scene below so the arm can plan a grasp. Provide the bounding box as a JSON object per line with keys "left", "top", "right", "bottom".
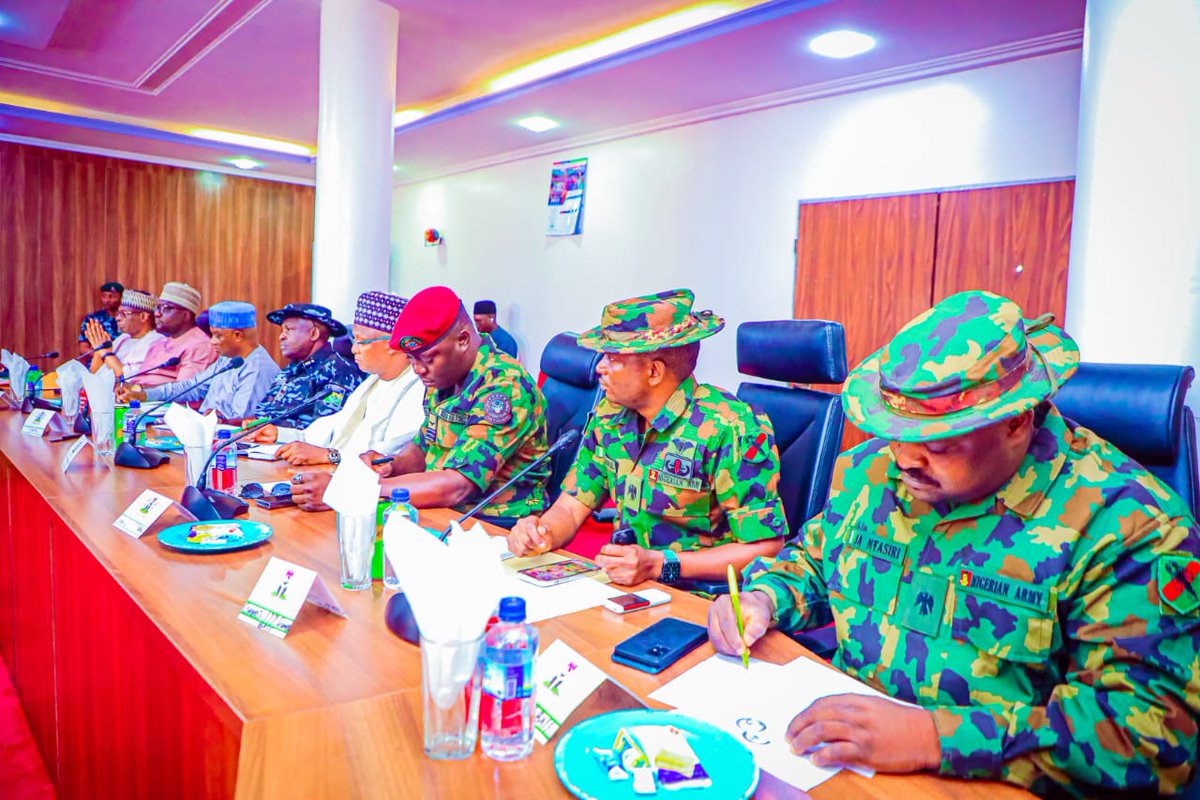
{"left": 390, "top": 51, "right": 1081, "bottom": 389}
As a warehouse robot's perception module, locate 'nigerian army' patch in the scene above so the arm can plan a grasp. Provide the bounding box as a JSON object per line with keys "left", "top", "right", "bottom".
{"left": 482, "top": 392, "right": 513, "bottom": 425}
{"left": 1158, "top": 555, "right": 1200, "bottom": 614}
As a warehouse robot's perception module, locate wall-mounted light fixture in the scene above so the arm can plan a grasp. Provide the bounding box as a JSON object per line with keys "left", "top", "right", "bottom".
{"left": 424, "top": 228, "right": 443, "bottom": 247}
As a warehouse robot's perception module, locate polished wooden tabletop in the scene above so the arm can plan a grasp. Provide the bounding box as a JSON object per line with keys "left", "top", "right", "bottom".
{"left": 0, "top": 415, "right": 1032, "bottom": 799}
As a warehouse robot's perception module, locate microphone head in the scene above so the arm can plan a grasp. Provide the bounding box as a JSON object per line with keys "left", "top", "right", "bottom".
{"left": 555, "top": 429, "right": 581, "bottom": 449}
{"left": 229, "top": 356, "right": 245, "bottom": 368}
{"left": 43, "top": 350, "right": 60, "bottom": 359}
{"left": 163, "top": 356, "right": 181, "bottom": 368}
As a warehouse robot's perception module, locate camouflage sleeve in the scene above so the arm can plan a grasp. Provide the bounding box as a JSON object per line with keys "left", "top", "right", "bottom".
{"left": 932, "top": 505, "right": 1200, "bottom": 795}
{"left": 439, "top": 384, "right": 537, "bottom": 492}
{"left": 559, "top": 413, "right": 608, "bottom": 510}
{"left": 714, "top": 410, "right": 787, "bottom": 542}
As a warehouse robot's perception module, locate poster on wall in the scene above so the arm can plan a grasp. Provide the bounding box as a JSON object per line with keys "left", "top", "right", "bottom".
{"left": 546, "top": 157, "right": 588, "bottom": 236}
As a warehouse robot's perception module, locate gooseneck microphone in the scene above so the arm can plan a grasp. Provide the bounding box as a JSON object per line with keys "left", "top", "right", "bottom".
{"left": 124, "top": 356, "right": 182, "bottom": 382}
{"left": 181, "top": 388, "right": 334, "bottom": 520}
{"left": 28, "top": 351, "right": 60, "bottom": 360}
{"left": 113, "top": 356, "right": 245, "bottom": 470}
{"left": 438, "top": 428, "right": 581, "bottom": 541}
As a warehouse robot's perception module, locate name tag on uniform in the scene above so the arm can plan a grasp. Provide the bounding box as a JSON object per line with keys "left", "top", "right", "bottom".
{"left": 845, "top": 526, "right": 906, "bottom": 564}
{"left": 435, "top": 407, "right": 468, "bottom": 425}
{"left": 958, "top": 569, "right": 1050, "bottom": 612}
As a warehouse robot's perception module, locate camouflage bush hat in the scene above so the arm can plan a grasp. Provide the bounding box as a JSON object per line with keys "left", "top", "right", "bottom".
{"left": 576, "top": 288, "right": 725, "bottom": 354}
{"left": 842, "top": 290, "right": 1079, "bottom": 442}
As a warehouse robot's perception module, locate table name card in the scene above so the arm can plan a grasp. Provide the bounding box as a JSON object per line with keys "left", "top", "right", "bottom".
{"left": 21, "top": 409, "right": 55, "bottom": 437}
{"left": 533, "top": 640, "right": 607, "bottom": 744}
{"left": 113, "top": 489, "right": 177, "bottom": 538}
{"left": 60, "top": 436, "right": 90, "bottom": 473}
{"left": 238, "top": 557, "right": 347, "bottom": 639}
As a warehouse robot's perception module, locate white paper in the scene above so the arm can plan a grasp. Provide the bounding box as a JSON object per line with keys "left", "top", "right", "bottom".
{"left": 533, "top": 640, "right": 607, "bottom": 744}
{"left": 2, "top": 351, "right": 31, "bottom": 401}
{"left": 21, "top": 409, "right": 55, "bottom": 437}
{"left": 113, "top": 489, "right": 176, "bottom": 538}
{"left": 237, "top": 557, "right": 347, "bottom": 638}
{"left": 322, "top": 454, "right": 381, "bottom": 517}
{"left": 60, "top": 436, "right": 90, "bottom": 473}
{"left": 162, "top": 402, "right": 217, "bottom": 448}
{"left": 56, "top": 360, "right": 87, "bottom": 419}
{"left": 79, "top": 365, "right": 116, "bottom": 415}
{"left": 246, "top": 443, "right": 283, "bottom": 461}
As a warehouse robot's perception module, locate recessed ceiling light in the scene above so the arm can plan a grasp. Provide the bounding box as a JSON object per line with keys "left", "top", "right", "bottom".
{"left": 393, "top": 109, "right": 426, "bottom": 128}
{"left": 808, "top": 29, "right": 876, "bottom": 59}
{"left": 517, "top": 116, "right": 559, "bottom": 133}
{"left": 190, "top": 128, "right": 312, "bottom": 157}
{"left": 223, "top": 156, "right": 263, "bottom": 170}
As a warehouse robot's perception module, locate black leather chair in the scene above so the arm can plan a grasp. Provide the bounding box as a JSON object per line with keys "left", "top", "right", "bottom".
{"left": 539, "top": 332, "right": 602, "bottom": 501}
{"left": 1053, "top": 363, "right": 1199, "bottom": 514}
{"left": 736, "top": 320, "right": 849, "bottom": 540}
{"left": 331, "top": 335, "right": 354, "bottom": 361}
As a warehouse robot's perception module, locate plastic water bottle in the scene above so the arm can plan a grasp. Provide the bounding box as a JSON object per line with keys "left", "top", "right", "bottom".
{"left": 380, "top": 488, "right": 418, "bottom": 590}
{"left": 480, "top": 597, "right": 538, "bottom": 761}
{"left": 210, "top": 429, "right": 238, "bottom": 492}
{"left": 25, "top": 369, "right": 41, "bottom": 400}
{"left": 123, "top": 400, "right": 141, "bottom": 444}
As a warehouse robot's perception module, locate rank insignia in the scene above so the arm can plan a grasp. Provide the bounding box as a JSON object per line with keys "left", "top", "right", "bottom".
{"left": 744, "top": 431, "right": 768, "bottom": 462}
{"left": 1159, "top": 555, "right": 1200, "bottom": 614}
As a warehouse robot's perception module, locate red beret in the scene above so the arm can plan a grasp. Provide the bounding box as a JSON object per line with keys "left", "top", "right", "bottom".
{"left": 390, "top": 286, "right": 463, "bottom": 352}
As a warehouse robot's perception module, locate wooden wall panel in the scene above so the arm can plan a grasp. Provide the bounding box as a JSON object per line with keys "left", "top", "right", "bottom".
{"left": 933, "top": 180, "right": 1074, "bottom": 323}
{"left": 0, "top": 142, "right": 314, "bottom": 364}
{"left": 794, "top": 193, "right": 940, "bottom": 448}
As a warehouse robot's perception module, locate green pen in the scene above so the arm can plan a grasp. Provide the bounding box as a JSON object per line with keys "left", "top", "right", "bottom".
{"left": 727, "top": 563, "right": 749, "bottom": 669}
{"left": 239, "top": 416, "right": 269, "bottom": 431}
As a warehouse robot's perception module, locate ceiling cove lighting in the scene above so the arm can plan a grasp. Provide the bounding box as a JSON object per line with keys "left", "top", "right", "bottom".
{"left": 393, "top": 109, "right": 426, "bottom": 128}
{"left": 808, "top": 29, "right": 876, "bottom": 59}
{"left": 189, "top": 128, "right": 313, "bottom": 157}
{"left": 490, "top": 3, "right": 742, "bottom": 92}
{"left": 223, "top": 156, "right": 263, "bottom": 170}
{"left": 517, "top": 116, "right": 559, "bottom": 133}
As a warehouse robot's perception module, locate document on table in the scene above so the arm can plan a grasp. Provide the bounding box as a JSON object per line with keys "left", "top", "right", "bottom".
{"left": 245, "top": 443, "right": 283, "bottom": 461}
{"left": 500, "top": 553, "right": 620, "bottom": 623}
{"left": 649, "top": 654, "right": 910, "bottom": 791}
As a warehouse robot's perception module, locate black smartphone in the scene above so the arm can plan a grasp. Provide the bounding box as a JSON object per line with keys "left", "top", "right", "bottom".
{"left": 255, "top": 495, "right": 295, "bottom": 510}
{"left": 611, "top": 618, "right": 708, "bottom": 674}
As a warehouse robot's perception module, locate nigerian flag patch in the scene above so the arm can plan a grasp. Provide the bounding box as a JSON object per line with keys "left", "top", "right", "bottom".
{"left": 1159, "top": 554, "right": 1200, "bottom": 614}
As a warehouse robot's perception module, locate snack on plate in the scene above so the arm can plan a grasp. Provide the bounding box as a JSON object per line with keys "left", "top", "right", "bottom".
{"left": 611, "top": 724, "right": 712, "bottom": 791}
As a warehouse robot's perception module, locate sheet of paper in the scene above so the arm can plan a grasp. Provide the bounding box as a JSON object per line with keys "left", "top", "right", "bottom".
{"left": 532, "top": 640, "right": 608, "bottom": 744}
{"left": 246, "top": 443, "right": 283, "bottom": 461}
{"left": 237, "top": 557, "right": 346, "bottom": 639}
{"left": 500, "top": 553, "right": 619, "bottom": 623}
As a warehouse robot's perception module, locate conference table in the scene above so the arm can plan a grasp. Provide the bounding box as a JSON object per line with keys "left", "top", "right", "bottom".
{"left": 0, "top": 411, "right": 1033, "bottom": 799}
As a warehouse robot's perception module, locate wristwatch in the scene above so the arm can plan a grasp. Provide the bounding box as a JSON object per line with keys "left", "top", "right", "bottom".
{"left": 659, "top": 549, "right": 681, "bottom": 584}
{"left": 327, "top": 448, "right": 341, "bottom": 465}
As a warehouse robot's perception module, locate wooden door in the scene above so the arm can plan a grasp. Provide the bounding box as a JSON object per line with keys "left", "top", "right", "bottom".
{"left": 794, "top": 193, "right": 940, "bottom": 447}
{"left": 933, "top": 180, "right": 1074, "bottom": 323}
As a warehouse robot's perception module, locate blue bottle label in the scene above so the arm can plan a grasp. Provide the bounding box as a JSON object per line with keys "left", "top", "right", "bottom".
{"left": 482, "top": 659, "right": 533, "bottom": 700}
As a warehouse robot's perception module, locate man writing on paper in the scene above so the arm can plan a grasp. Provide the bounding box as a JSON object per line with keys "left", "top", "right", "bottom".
{"left": 247, "top": 303, "right": 364, "bottom": 429}
{"left": 506, "top": 289, "right": 786, "bottom": 586}
{"left": 120, "top": 301, "right": 279, "bottom": 421}
{"left": 707, "top": 291, "right": 1200, "bottom": 797}
{"left": 135, "top": 282, "right": 218, "bottom": 387}
{"left": 84, "top": 288, "right": 165, "bottom": 378}
{"left": 295, "top": 286, "right": 549, "bottom": 526}
{"left": 280, "top": 292, "right": 424, "bottom": 506}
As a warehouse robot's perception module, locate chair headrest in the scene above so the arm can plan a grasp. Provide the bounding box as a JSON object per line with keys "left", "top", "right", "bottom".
{"left": 331, "top": 335, "right": 354, "bottom": 361}
{"left": 737, "top": 320, "right": 847, "bottom": 384}
{"left": 1053, "top": 363, "right": 1195, "bottom": 461}
{"left": 540, "top": 332, "right": 601, "bottom": 388}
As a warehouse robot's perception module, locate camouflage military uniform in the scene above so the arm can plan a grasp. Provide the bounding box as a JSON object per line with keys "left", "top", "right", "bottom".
{"left": 414, "top": 336, "right": 549, "bottom": 519}
{"left": 253, "top": 343, "right": 363, "bottom": 426}
{"left": 562, "top": 375, "right": 787, "bottom": 551}
{"left": 745, "top": 291, "right": 1200, "bottom": 796}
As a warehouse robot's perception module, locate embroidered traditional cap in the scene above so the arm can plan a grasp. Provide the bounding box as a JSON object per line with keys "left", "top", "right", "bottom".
{"left": 207, "top": 300, "right": 257, "bottom": 330}
{"left": 576, "top": 288, "right": 725, "bottom": 354}
{"left": 159, "top": 282, "right": 202, "bottom": 314}
{"left": 266, "top": 302, "right": 347, "bottom": 338}
{"left": 354, "top": 290, "right": 408, "bottom": 333}
{"left": 842, "top": 290, "right": 1079, "bottom": 443}
{"left": 389, "top": 286, "right": 463, "bottom": 352}
{"left": 119, "top": 289, "right": 156, "bottom": 313}
{"left": 473, "top": 300, "right": 497, "bottom": 315}
{"left": 100, "top": 281, "right": 124, "bottom": 293}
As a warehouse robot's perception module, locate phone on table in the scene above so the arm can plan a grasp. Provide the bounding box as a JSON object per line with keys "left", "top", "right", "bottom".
{"left": 603, "top": 589, "right": 671, "bottom": 615}
{"left": 517, "top": 559, "right": 600, "bottom": 587}
{"left": 611, "top": 618, "right": 708, "bottom": 674}
{"left": 254, "top": 495, "right": 295, "bottom": 510}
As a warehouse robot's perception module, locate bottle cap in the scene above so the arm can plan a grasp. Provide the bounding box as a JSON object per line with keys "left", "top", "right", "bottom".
{"left": 497, "top": 596, "right": 526, "bottom": 623}
{"left": 217, "top": 429, "right": 231, "bottom": 439}
{"left": 129, "top": 400, "right": 141, "bottom": 409}
{"left": 390, "top": 488, "right": 411, "bottom": 503}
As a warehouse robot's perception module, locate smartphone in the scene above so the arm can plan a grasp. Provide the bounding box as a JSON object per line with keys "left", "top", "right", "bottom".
{"left": 254, "top": 495, "right": 296, "bottom": 510}
{"left": 611, "top": 618, "right": 708, "bottom": 674}
{"left": 517, "top": 559, "right": 600, "bottom": 586}
{"left": 603, "top": 589, "right": 672, "bottom": 615}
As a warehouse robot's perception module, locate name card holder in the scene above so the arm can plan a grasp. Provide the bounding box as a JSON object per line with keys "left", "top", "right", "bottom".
{"left": 46, "top": 412, "right": 86, "bottom": 442}
{"left": 113, "top": 489, "right": 197, "bottom": 539}
{"left": 238, "top": 557, "right": 347, "bottom": 639}
{"left": 21, "top": 409, "right": 55, "bottom": 437}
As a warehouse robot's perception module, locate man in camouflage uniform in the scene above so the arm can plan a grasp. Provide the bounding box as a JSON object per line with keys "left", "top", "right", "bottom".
{"left": 363, "top": 285, "right": 548, "bottom": 527}
{"left": 708, "top": 290, "right": 1200, "bottom": 797}
{"left": 507, "top": 289, "right": 786, "bottom": 586}
{"left": 250, "top": 303, "right": 363, "bottom": 428}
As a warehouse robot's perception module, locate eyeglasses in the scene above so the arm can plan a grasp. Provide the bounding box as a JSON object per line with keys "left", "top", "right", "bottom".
{"left": 155, "top": 302, "right": 182, "bottom": 314}
{"left": 352, "top": 334, "right": 389, "bottom": 346}
{"left": 239, "top": 481, "right": 293, "bottom": 499}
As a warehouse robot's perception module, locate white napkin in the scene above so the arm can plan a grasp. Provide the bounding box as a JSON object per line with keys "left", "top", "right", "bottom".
{"left": 322, "top": 452, "right": 382, "bottom": 517}
{"left": 79, "top": 365, "right": 116, "bottom": 414}
{"left": 2, "top": 351, "right": 31, "bottom": 401}
{"left": 163, "top": 402, "right": 217, "bottom": 447}
{"left": 56, "top": 360, "right": 87, "bottom": 419}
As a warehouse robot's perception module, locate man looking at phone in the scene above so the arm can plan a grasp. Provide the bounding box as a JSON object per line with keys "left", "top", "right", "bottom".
{"left": 707, "top": 292, "right": 1200, "bottom": 796}
{"left": 506, "top": 289, "right": 786, "bottom": 586}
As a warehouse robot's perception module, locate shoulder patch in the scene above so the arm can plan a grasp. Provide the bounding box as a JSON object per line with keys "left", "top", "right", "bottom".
{"left": 1159, "top": 554, "right": 1200, "bottom": 614}
{"left": 743, "top": 431, "right": 769, "bottom": 462}
{"left": 482, "top": 391, "right": 513, "bottom": 425}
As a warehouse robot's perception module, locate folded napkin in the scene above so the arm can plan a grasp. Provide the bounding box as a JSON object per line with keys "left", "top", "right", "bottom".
{"left": 56, "top": 360, "right": 87, "bottom": 419}
{"left": 323, "top": 452, "right": 381, "bottom": 517}
{"left": 79, "top": 365, "right": 116, "bottom": 415}
{"left": 2, "top": 351, "right": 31, "bottom": 401}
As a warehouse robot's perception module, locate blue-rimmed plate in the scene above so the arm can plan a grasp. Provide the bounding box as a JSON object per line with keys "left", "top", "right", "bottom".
{"left": 554, "top": 709, "right": 758, "bottom": 800}
{"left": 157, "top": 520, "right": 273, "bottom": 554}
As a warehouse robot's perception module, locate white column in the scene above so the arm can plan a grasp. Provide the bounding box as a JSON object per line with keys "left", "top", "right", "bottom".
{"left": 1065, "top": 0, "right": 1200, "bottom": 385}
{"left": 311, "top": 0, "right": 398, "bottom": 322}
